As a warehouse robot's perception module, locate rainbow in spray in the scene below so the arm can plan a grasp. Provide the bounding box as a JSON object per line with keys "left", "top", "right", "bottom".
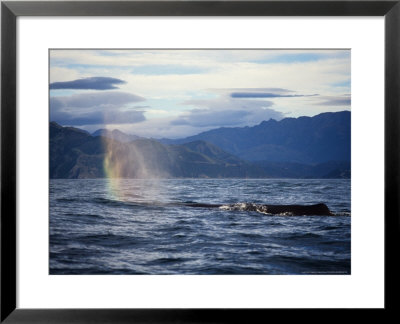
{"left": 102, "top": 129, "right": 168, "bottom": 201}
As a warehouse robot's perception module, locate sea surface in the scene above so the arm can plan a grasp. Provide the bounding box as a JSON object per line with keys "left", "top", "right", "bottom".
{"left": 50, "top": 179, "right": 351, "bottom": 275}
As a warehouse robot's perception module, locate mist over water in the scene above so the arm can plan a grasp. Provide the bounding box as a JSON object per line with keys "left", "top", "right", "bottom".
{"left": 103, "top": 136, "right": 171, "bottom": 180}
{"left": 50, "top": 178, "right": 350, "bottom": 275}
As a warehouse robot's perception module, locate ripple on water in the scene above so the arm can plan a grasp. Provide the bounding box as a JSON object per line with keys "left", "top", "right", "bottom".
{"left": 50, "top": 178, "right": 351, "bottom": 275}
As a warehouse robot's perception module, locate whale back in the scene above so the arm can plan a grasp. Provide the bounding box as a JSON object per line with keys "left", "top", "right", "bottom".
{"left": 263, "top": 203, "right": 333, "bottom": 216}
{"left": 185, "top": 202, "right": 333, "bottom": 216}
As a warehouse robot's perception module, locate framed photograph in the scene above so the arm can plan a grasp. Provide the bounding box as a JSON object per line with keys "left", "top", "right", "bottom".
{"left": 1, "top": 0, "right": 399, "bottom": 322}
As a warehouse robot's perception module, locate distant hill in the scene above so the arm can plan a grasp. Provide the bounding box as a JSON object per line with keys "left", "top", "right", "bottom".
{"left": 50, "top": 122, "right": 267, "bottom": 179}
{"left": 50, "top": 110, "right": 351, "bottom": 179}
{"left": 161, "top": 111, "right": 351, "bottom": 164}
{"left": 50, "top": 122, "right": 106, "bottom": 178}
{"left": 92, "top": 128, "right": 142, "bottom": 142}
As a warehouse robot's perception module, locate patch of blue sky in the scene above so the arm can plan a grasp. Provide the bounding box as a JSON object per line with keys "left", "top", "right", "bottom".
{"left": 143, "top": 98, "right": 195, "bottom": 117}
{"left": 251, "top": 51, "right": 350, "bottom": 64}
{"left": 50, "top": 89, "right": 83, "bottom": 97}
{"left": 51, "top": 63, "right": 210, "bottom": 76}
{"left": 185, "top": 90, "right": 218, "bottom": 100}
{"left": 50, "top": 89, "right": 116, "bottom": 97}
{"left": 131, "top": 65, "right": 210, "bottom": 75}
{"left": 332, "top": 80, "right": 351, "bottom": 88}
{"left": 55, "top": 63, "right": 122, "bottom": 70}
{"left": 96, "top": 50, "right": 125, "bottom": 57}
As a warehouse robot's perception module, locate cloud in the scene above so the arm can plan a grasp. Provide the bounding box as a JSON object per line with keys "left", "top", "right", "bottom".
{"left": 50, "top": 49, "right": 350, "bottom": 70}
{"left": 51, "top": 91, "right": 144, "bottom": 109}
{"left": 50, "top": 91, "right": 146, "bottom": 125}
{"left": 172, "top": 96, "right": 283, "bottom": 128}
{"left": 133, "top": 105, "right": 151, "bottom": 109}
{"left": 50, "top": 50, "right": 350, "bottom": 112}
{"left": 316, "top": 96, "right": 351, "bottom": 106}
{"left": 48, "top": 49, "right": 351, "bottom": 137}
{"left": 50, "top": 67, "right": 81, "bottom": 83}
{"left": 132, "top": 64, "right": 209, "bottom": 75}
{"left": 50, "top": 110, "right": 146, "bottom": 126}
{"left": 50, "top": 77, "right": 126, "bottom": 90}
{"left": 171, "top": 109, "right": 252, "bottom": 127}
{"left": 182, "top": 96, "right": 274, "bottom": 110}
{"left": 230, "top": 92, "right": 317, "bottom": 98}
{"left": 226, "top": 87, "right": 318, "bottom": 99}
{"left": 224, "top": 88, "right": 293, "bottom": 93}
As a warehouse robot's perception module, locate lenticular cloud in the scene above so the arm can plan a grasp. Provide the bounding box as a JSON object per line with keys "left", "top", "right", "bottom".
{"left": 50, "top": 77, "right": 126, "bottom": 90}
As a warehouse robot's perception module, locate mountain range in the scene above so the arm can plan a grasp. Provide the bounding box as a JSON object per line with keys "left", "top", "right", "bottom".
{"left": 50, "top": 111, "right": 350, "bottom": 179}
{"left": 92, "top": 128, "right": 142, "bottom": 143}
{"left": 161, "top": 111, "right": 350, "bottom": 164}
{"left": 50, "top": 122, "right": 267, "bottom": 179}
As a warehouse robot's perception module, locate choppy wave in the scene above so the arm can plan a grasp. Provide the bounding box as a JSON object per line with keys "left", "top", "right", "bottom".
{"left": 219, "top": 202, "right": 280, "bottom": 215}
{"left": 50, "top": 178, "right": 351, "bottom": 275}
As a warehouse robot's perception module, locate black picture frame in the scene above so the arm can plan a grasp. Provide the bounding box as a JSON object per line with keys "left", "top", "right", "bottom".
{"left": 1, "top": 1, "right": 399, "bottom": 322}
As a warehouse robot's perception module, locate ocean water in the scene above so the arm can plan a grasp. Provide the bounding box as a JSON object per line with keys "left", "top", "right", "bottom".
{"left": 50, "top": 179, "right": 351, "bottom": 275}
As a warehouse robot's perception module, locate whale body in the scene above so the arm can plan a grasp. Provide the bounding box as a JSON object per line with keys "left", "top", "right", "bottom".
{"left": 185, "top": 202, "right": 333, "bottom": 216}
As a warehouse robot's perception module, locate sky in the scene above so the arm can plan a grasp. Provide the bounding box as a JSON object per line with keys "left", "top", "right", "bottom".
{"left": 49, "top": 49, "right": 350, "bottom": 139}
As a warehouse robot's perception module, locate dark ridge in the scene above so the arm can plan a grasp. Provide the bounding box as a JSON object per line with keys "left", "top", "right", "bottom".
{"left": 161, "top": 111, "right": 351, "bottom": 165}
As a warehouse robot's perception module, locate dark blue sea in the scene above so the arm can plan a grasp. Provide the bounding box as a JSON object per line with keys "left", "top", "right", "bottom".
{"left": 50, "top": 179, "right": 351, "bottom": 275}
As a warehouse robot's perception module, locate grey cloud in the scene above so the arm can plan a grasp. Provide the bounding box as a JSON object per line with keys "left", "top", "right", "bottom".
{"left": 50, "top": 91, "right": 144, "bottom": 109}
{"left": 183, "top": 97, "right": 274, "bottom": 110}
{"left": 212, "top": 88, "right": 294, "bottom": 94}
{"left": 173, "top": 97, "right": 283, "bottom": 128}
{"left": 133, "top": 105, "right": 151, "bottom": 109}
{"left": 51, "top": 110, "right": 146, "bottom": 126}
{"left": 316, "top": 96, "right": 351, "bottom": 106}
{"left": 171, "top": 109, "right": 252, "bottom": 127}
{"left": 50, "top": 91, "right": 146, "bottom": 126}
{"left": 50, "top": 77, "right": 126, "bottom": 90}
{"left": 230, "top": 92, "right": 317, "bottom": 98}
